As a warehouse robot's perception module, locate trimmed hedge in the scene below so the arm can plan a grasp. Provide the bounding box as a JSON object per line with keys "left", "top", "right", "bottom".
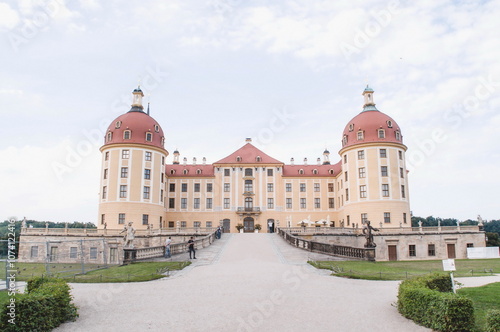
{"left": 398, "top": 274, "right": 474, "bottom": 332}
{"left": 0, "top": 277, "right": 78, "bottom": 331}
{"left": 486, "top": 309, "right": 500, "bottom": 332}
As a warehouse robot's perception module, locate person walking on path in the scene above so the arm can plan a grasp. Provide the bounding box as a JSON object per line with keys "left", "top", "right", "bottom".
{"left": 188, "top": 236, "right": 196, "bottom": 259}
{"left": 165, "top": 236, "right": 172, "bottom": 258}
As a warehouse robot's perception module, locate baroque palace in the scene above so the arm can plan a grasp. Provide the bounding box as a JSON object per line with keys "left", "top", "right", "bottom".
{"left": 18, "top": 86, "right": 486, "bottom": 264}
{"left": 99, "top": 86, "right": 410, "bottom": 233}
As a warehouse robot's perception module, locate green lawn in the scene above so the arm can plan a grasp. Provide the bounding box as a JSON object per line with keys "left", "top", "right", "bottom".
{"left": 309, "top": 259, "right": 500, "bottom": 280}
{"left": 0, "top": 261, "right": 190, "bottom": 283}
{"left": 459, "top": 282, "right": 500, "bottom": 331}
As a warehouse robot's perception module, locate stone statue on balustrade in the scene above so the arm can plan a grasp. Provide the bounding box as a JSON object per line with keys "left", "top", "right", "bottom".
{"left": 363, "top": 220, "right": 379, "bottom": 248}
{"left": 120, "top": 222, "right": 136, "bottom": 249}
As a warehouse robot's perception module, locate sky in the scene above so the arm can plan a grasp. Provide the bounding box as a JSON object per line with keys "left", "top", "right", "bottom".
{"left": 0, "top": 0, "right": 499, "bottom": 224}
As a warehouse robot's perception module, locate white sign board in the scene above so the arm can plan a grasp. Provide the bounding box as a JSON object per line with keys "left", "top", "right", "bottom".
{"left": 467, "top": 247, "right": 500, "bottom": 259}
{"left": 442, "top": 259, "right": 456, "bottom": 271}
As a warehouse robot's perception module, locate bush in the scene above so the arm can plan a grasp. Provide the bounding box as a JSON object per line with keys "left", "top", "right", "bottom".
{"left": 398, "top": 274, "right": 475, "bottom": 332}
{"left": 0, "top": 277, "right": 78, "bottom": 331}
{"left": 486, "top": 309, "right": 500, "bottom": 332}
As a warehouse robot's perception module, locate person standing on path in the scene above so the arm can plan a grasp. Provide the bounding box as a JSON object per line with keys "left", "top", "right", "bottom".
{"left": 188, "top": 236, "right": 196, "bottom": 259}
{"left": 165, "top": 236, "right": 172, "bottom": 258}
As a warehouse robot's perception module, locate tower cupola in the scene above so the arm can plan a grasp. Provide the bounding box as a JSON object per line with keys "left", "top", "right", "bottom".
{"left": 131, "top": 86, "right": 144, "bottom": 111}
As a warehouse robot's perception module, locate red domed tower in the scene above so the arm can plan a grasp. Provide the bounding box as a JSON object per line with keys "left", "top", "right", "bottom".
{"left": 338, "top": 86, "right": 410, "bottom": 228}
{"left": 98, "top": 87, "right": 168, "bottom": 229}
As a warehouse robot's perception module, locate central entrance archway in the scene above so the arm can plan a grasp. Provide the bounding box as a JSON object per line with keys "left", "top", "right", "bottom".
{"left": 243, "top": 217, "right": 254, "bottom": 233}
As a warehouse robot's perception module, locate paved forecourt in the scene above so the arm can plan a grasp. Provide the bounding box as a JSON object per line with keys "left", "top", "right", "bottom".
{"left": 55, "top": 234, "right": 497, "bottom": 332}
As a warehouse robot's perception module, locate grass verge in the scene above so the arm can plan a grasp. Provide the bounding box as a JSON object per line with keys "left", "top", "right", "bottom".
{"left": 458, "top": 282, "right": 500, "bottom": 331}
{"left": 309, "top": 259, "right": 500, "bottom": 280}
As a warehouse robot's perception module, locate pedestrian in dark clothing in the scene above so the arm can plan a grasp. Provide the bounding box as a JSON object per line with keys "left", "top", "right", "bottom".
{"left": 188, "top": 236, "right": 196, "bottom": 259}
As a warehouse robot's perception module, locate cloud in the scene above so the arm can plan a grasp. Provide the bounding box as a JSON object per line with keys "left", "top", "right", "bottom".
{"left": 0, "top": 2, "right": 20, "bottom": 29}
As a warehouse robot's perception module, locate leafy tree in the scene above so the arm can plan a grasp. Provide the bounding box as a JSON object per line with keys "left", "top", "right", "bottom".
{"left": 486, "top": 232, "right": 500, "bottom": 247}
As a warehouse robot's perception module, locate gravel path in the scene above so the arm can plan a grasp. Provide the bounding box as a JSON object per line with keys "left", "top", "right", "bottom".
{"left": 55, "top": 234, "right": 499, "bottom": 332}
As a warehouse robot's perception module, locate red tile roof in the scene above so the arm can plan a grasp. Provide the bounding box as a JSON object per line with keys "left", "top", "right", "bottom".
{"left": 214, "top": 143, "right": 283, "bottom": 164}
{"left": 165, "top": 165, "right": 215, "bottom": 177}
{"left": 282, "top": 161, "right": 342, "bottom": 177}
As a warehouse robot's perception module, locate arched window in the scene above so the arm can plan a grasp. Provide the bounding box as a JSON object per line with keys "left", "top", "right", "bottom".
{"left": 154, "top": 124, "right": 160, "bottom": 133}
{"left": 115, "top": 121, "right": 121, "bottom": 129}
{"left": 107, "top": 132, "right": 112, "bottom": 142}
{"left": 123, "top": 130, "right": 131, "bottom": 140}
{"left": 236, "top": 156, "right": 242, "bottom": 162}
{"left": 299, "top": 169, "right": 304, "bottom": 175}
{"left": 146, "top": 132, "right": 153, "bottom": 142}
{"left": 342, "top": 135, "right": 348, "bottom": 146}
{"left": 349, "top": 124, "right": 354, "bottom": 132}
{"left": 329, "top": 169, "right": 334, "bottom": 175}
{"left": 256, "top": 156, "right": 261, "bottom": 162}
{"left": 313, "top": 169, "right": 318, "bottom": 174}
{"left": 161, "top": 137, "right": 165, "bottom": 146}
{"left": 245, "top": 168, "right": 253, "bottom": 176}
{"left": 387, "top": 120, "right": 393, "bottom": 128}
{"left": 196, "top": 169, "right": 202, "bottom": 174}
{"left": 378, "top": 129, "right": 385, "bottom": 139}
{"left": 395, "top": 131, "right": 401, "bottom": 140}
{"left": 183, "top": 169, "right": 188, "bottom": 175}
{"left": 170, "top": 169, "right": 175, "bottom": 175}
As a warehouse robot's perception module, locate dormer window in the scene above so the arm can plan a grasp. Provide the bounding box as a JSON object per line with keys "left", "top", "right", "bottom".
{"left": 299, "top": 169, "right": 304, "bottom": 175}
{"left": 196, "top": 169, "right": 202, "bottom": 175}
{"left": 123, "top": 130, "right": 131, "bottom": 140}
{"left": 154, "top": 125, "right": 160, "bottom": 133}
{"left": 378, "top": 129, "right": 385, "bottom": 139}
{"left": 342, "top": 135, "right": 348, "bottom": 146}
{"left": 183, "top": 169, "right": 188, "bottom": 175}
{"left": 387, "top": 120, "right": 393, "bottom": 128}
{"left": 146, "top": 132, "right": 153, "bottom": 142}
{"left": 349, "top": 124, "right": 354, "bottom": 132}
{"left": 236, "top": 156, "right": 242, "bottom": 162}
{"left": 329, "top": 169, "right": 334, "bottom": 175}
{"left": 313, "top": 169, "right": 318, "bottom": 174}
{"left": 357, "top": 131, "right": 364, "bottom": 140}
{"left": 115, "top": 121, "right": 121, "bottom": 129}
{"left": 256, "top": 156, "right": 261, "bottom": 162}
{"left": 170, "top": 169, "right": 175, "bottom": 175}
{"left": 107, "top": 132, "right": 112, "bottom": 142}
{"left": 161, "top": 137, "right": 165, "bottom": 146}
{"left": 395, "top": 131, "right": 401, "bottom": 140}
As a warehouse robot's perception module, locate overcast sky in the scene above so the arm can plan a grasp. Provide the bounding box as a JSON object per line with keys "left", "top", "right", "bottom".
{"left": 1, "top": 0, "right": 498, "bottom": 224}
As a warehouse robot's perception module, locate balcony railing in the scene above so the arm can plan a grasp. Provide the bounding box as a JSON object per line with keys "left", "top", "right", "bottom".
{"left": 236, "top": 207, "right": 261, "bottom": 214}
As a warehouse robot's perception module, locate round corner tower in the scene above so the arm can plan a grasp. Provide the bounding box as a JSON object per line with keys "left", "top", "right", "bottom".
{"left": 337, "top": 86, "right": 411, "bottom": 228}
{"left": 98, "top": 87, "right": 168, "bottom": 229}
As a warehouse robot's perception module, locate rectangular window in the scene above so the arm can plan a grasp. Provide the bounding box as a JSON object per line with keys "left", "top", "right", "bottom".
{"left": 102, "top": 186, "right": 107, "bottom": 199}
{"left": 358, "top": 150, "right": 365, "bottom": 160}
{"left": 267, "top": 198, "right": 274, "bottom": 209}
{"left": 181, "top": 221, "right": 187, "bottom": 228}
{"left": 169, "top": 198, "right": 175, "bottom": 209}
{"left": 224, "top": 169, "right": 230, "bottom": 176}
{"left": 384, "top": 212, "right": 391, "bottom": 223}
{"left": 300, "top": 198, "right": 306, "bottom": 209}
{"left": 161, "top": 173, "right": 164, "bottom": 183}
{"left": 344, "top": 155, "right": 347, "bottom": 163}
{"left": 403, "top": 212, "right": 407, "bottom": 224}
{"left": 207, "top": 183, "right": 213, "bottom": 192}
{"left": 382, "top": 184, "right": 389, "bottom": 197}
{"left": 328, "top": 198, "right": 335, "bottom": 209}
{"left": 120, "top": 185, "right": 127, "bottom": 198}
{"left": 380, "top": 149, "right": 387, "bottom": 158}
{"left": 194, "top": 198, "right": 200, "bottom": 209}
{"left": 144, "top": 169, "right": 151, "bottom": 179}
{"left": 122, "top": 150, "right": 130, "bottom": 159}
{"left": 142, "top": 214, "right": 149, "bottom": 225}
{"left": 267, "top": 183, "right": 274, "bottom": 192}
{"left": 360, "top": 185, "right": 367, "bottom": 198}
{"left": 314, "top": 198, "right": 320, "bottom": 208}
{"left": 381, "top": 166, "right": 388, "bottom": 176}
{"left": 428, "top": 244, "right": 436, "bottom": 256}
{"left": 181, "top": 183, "right": 188, "bottom": 192}
{"left": 328, "top": 183, "right": 334, "bottom": 192}
{"left": 101, "top": 214, "right": 105, "bottom": 225}
{"left": 244, "top": 180, "right": 253, "bottom": 192}
{"left": 206, "top": 221, "right": 212, "bottom": 228}
{"left": 118, "top": 213, "right": 125, "bottom": 224}
{"left": 206, "top": 198, "right": 213, "bottom": 209}
{"left": 224, "top": 198, "right": 230, "bottom": 209}
{"left": 169, "top": 183, "right": 175, "bottom": 192}
{"left": 30, "top": 246, "right": 38, "bottom": 258}
{"left": 345, "top": 188, "right": 349, "bottom": 201}
{"left": 357, "top": 131, "right": 364, "bottom": 140}
{"left": 300, "top": 183, "right": 306, "bottom": 192}
{"left": 162, "top": 156, "right": 165, "bottom": 165}
{"left": 70, "top": 247, "right": 78, "bottom": 259}
{"left": 466, "top": 243, "right": 474, "bottom": 248}
{"left": 359, "top": 167, "right": 366, "bottom": 178}
{"left": 90, "top": 247, "right": 98, "bottom": 260}
{"left": 378, "top": 129, "right": 385, "bottom": 139}
{"left": 105, "top": 151, "right": 109, "bottom": 161}
{"left": 345, "top": 172, "right": 348, "bottom": 181}
{"left": 361, "top": 213, "right": 368, "bottom": 224}
{"left": 224, "top": 183, "right": 230, "bottom": 192}
{"left": 194, "top": 221, "right": 201, "bottom": 228}
{"left": 286, "top": 183, "right": 292, "bottom": 192}
{"left": 160, "top": 189, "right": 164, "bottom": 202}
{"left": 409, "top": 245, "right": 416, "bottom": 257}
{"left": 286, "top": 198, "right": 292, "bottom": 209}
{"left": 181, "top": 198, "right": 187, "bottom": 209}
{"left": 399, "top": 150, "right": 403, "bottom": 160}
{"left": 314, "top": 183, "right": 320, "bottom": 192}
{"left": 143, "top": 186, "right": 150, "bottom": 199}
{"left": 267, "top": 169, "right": 273, "bottom": 176}
{"left": 400, "top": 167, "right": 404, "bottom": 178}
{"left": 121, "top": 167, "right": 128, "bottom": 178}
{"left": 194, "top": 183, "right": 200, "bottom": 192}
{"left": 104, "top": 169, "right": 108, "bottom": 179}
{"left": 145, "top": 151, "right": 152, "bottom": 161}
{"left": 401, "top": 185, "right": 406, "bottom": 198}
